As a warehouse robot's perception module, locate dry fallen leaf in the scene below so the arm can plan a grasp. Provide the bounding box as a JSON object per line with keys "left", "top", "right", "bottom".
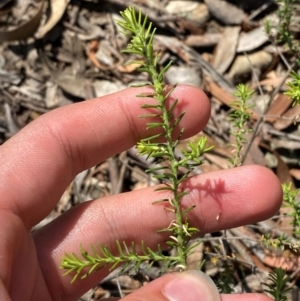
{"left": 264, "top": 93, "right": 293, "bottom": 124}
{"left": 118, "top": 62, "right": 142, "bottom": 73}
{"left": 0, "top": 0, "right": 45, "bottom": 41}
{"left": 274, "top": 104, "right": 300, "bottom": 130}
{"left": 237, "top": 26, "right": 269, "bottom": 53}
{"left": 205, "top": 79, "right": 259, "bottom": 120}
{"left": 35, "top": 0, "right": 70, "bottom": 39}
{"left": 213, "top": 26, "right": 240, "bottom": 74}
{"left": 204, "top": 0, "right": 244, "bottom": 25}
{"left": 290, "top": 168, "right": 300, "bottom": 180}
{"left": 228, "top": 50, "right": 273, "bottom": 82}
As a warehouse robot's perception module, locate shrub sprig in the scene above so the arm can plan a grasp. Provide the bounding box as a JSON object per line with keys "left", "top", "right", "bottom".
{"left": 60, "top": 6, "right": 211, "bottom": 282}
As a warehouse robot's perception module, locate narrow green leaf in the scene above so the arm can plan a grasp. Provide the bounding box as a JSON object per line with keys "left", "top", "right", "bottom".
{"left": 154, "top": 186, "right": 175, "bottom": 192}
{"left": 147, "top": 247, "right": 158, "bottom": 258}
{"left": 141, "top": 104, "right": 162, "bottom": 109}
{"left": 130, "top": 82, "right": 152, "bottom": 88}
{"left": 172, "top": 111, "right": 186, "bottom": 128}
{"left": 146, "top": 122, "right": 165, "bottom": 129}
{"left": 164, "top": 84, "right": 177, "bottom": 101}
{"left": 140, "top": 113, "right": 162, "bottom": 119}
{"left": 137, "top": 93, "right": 156, "bottom": 98}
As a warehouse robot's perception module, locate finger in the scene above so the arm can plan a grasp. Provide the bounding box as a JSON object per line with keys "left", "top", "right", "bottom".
{"left": 221, "top": 294, "right": 273, "bottom": 301}
{"left": 34, "top": 165, "right": 282, "bottom": 300}
{"left": 100, "top": 272, "right": 272, "bottom": 301}
{"left": 0, "top": 85, "right": 210, "bottom": 228}
{"left": 121, "top": 271, "right": 220, "bottom": 301}
{"left": 0, "top": 278, "right": 11, "bottom": 301}
{"left": 0, "top": 209, "right": 58, "bottom": 301}
{"left": 96, "top": 294, "right": 272, "bottom": 301}
{"left": 119, "top": 271, "right": 272, "bottom": 301}
{"left": 0, "top": 210, "right": 27, "bottom": 291}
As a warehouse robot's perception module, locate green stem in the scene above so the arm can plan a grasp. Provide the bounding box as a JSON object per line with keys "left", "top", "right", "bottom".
{"left": 146, "top": 57, "right": 187, "bottom": 268}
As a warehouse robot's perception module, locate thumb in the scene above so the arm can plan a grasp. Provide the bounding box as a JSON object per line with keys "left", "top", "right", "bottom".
{"left": 119, "top": 270, "right": 221, "bottom": 301}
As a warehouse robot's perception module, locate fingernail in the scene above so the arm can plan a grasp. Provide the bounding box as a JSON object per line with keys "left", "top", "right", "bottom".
{"left": 162, "top": 271, "right": 220, "bottom": 301}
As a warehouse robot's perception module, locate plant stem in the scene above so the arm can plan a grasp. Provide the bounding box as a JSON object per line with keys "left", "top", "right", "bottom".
{"left": 144, "top": 48, "right": 187, "bottom": 267}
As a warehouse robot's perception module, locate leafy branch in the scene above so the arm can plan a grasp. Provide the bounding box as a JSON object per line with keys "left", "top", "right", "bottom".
{"left": 117, "top": 6, "right": 211, "bottom": 268}
{"left": 229, "top": 84, "right": 254, "bottom": 167}
{"left": 265, "top": 0, "right": 299, "bottom": 58}
{"left": 285, "top": 71, "right": 300, "bottom": 106}
{"left": 215, "top": 260, "right": 235, "bottom": 294}
{"left": 282, "top": 182, "right": 300, "bottom": 236}
{"left": 60, "top": 6, "right": 211, "bottom": 281}
{"left": 263, "top": 268, "right": 292, "bottom": 301}
{"left": 61, "top": 241, "right": 179, "bottom": 283}
{"left": 276, "top": 0, "right": 299, "bottom": 57}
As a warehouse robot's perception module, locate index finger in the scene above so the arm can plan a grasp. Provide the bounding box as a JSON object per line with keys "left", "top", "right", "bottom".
{"left": 0, "top": 85, "right": 210, "bottom": 228}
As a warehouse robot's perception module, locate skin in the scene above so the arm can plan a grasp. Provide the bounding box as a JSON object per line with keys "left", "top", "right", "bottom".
{"left": 0, "top": 85, "right": 282, "bottom": 301}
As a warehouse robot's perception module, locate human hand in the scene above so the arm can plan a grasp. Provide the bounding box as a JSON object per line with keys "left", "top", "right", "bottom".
{"left": 0, "top": 85, "right": 281, "bottom": 301}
